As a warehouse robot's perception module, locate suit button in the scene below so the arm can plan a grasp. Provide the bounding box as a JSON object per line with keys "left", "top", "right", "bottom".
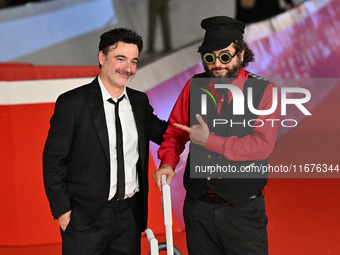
{"left": 207, "top": 177, "right": 211, "bottom": 180}
{"left": 218, "top": 177, "right": 222, "bottom": 180}
{"left": 211, "top": 132, "right": 215, "bottom": 134}
{"left": 218, "top": 156, "right": 222, "bottom": 159}
{"left": 208, "top": 155, "right": 211, "bottom": 159}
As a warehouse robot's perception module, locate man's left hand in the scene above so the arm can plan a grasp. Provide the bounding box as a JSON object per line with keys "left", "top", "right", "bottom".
{"left": 174, "top": 114, "right": 210, "bottom": 147}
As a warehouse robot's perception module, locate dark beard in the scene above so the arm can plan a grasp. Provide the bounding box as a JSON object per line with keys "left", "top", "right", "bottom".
{"left": 203, "top": 56, "right": 243, "bottom": 79}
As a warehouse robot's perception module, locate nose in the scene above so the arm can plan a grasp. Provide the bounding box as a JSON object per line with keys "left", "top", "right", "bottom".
{"left": 123, "top": 63, "right": 137, "bottom": 76}
{"left": 123, "top": 62, "right": 133, "bottom": 72}
{"left": 213, "top": 58, "right": 224, "bottom": 68}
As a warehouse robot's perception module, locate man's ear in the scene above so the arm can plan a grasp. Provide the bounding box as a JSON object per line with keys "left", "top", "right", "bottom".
{"left": 239, "top": 49, "right": 245, "bottom": 63}
{"left": 98, "top": 51, "right": 105, "bottom": 66}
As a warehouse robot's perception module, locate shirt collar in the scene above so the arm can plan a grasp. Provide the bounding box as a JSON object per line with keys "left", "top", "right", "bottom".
{"left": 231, "top": 67, "right": 249, "bottom": 90}
{"left": 236, "top": 68, "right": 248, "bottom": 79}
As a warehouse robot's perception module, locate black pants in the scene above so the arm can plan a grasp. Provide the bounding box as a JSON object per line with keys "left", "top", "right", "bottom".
{"left": 183, "top": 195, "right": 268, "bottom": 255}
{"left": 61, "top": 196, "right": 141, "bottom": 255}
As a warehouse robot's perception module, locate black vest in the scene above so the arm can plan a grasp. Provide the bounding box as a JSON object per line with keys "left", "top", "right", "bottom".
{"left": 184, "top": 72, "right": 270, "bottom": 204}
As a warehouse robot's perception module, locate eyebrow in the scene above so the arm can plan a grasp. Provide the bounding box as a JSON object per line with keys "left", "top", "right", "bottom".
{"left": 115, "top": 55, "right": 139, "bottom": 61}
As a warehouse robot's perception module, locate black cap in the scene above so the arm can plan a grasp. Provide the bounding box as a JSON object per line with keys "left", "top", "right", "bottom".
{"left": 199, "top": 16, "right": 245, "bottom": 53}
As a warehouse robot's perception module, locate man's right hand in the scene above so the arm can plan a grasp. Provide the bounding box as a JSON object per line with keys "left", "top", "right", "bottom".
{"left": 153, "top": 164, "right": 175, "bottom": 192}
{"left": 58, "top": 210, "right": 72, "bottom": 232}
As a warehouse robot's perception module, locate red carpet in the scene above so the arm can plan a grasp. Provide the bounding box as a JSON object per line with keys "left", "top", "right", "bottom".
{"left": 265, "top": 84, "right": 340, "bottom": 255}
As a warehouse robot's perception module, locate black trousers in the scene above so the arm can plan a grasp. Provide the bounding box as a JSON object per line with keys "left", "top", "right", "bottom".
{"left": 60, "top": 196, "right": 141, "bottom": 255}
{"left": 183, "top": 195, "right": 268, "bottom": 255}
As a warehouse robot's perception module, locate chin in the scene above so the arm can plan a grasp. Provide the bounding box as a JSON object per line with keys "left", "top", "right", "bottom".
{"left": 214, "top": 73, "right": 228, "bottom": 78}
{"left": 117, "top": 83, "right": 128, "bottom": 87}
{"left": 117, "top": 78, "right": 131, "bottom": 87}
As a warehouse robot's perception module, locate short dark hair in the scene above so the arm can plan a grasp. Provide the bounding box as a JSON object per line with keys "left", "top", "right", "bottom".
{"left": 198, "top": 40, "right": 255, "bottom": 68}
{"left": 98, "top": 28, "right": 143, "bottom": 67}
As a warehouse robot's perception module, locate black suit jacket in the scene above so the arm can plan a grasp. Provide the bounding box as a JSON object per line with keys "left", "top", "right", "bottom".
{"left": 43, "top": 77, "right": 167, "bottom": 231}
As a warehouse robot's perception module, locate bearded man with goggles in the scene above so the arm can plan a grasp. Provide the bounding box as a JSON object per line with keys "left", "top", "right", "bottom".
{"left": 153, "top": 16, "right": 279, "bottom": 255}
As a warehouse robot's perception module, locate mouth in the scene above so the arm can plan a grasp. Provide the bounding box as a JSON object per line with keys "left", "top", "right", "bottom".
{"left": 212, "top": 67, "right": 229, "bottom": 73}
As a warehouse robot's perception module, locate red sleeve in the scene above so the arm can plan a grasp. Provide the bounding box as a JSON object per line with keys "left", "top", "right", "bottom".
{"left": 158, "top": 79, "right": 191, "bottom": 169}
{"left": 205, "top": 82, "right": 279, "bottom": 161}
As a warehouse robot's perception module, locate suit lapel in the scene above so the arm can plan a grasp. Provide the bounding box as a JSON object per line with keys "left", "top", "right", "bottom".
{"left": 127, "top": 87, "right": 145, "bottom": 164}
{"left": 85, "top": 84, "right": 146, "bottom": 168}
{"left": 86, "top": 77, "right": 110, "bottom": 163}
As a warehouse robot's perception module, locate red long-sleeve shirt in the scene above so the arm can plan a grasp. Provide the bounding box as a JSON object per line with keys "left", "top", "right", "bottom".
{"left": 158, "top": 68, "right": 279, "bottom": 169}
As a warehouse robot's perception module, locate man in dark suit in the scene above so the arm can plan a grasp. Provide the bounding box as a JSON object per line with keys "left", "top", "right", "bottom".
{"left": 43, "top": 28, "right": 167, "bottom": 255}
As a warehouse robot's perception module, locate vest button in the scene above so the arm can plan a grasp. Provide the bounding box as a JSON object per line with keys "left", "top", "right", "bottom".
{"left": 208, "top": 155, "right": 212, "bottom": 159}
{"left": 218, "top": 156, "right": 222, "bottom": 159}
{"left": 207, "top": 177, "right": 211, "bottom": 180}
{"left": 211, "top": 132, "right": 215, "bottom": 134}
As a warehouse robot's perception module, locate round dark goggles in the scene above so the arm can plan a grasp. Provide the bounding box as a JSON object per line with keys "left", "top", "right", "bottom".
{"left": 202, "top": 50, "right": 238, "bottom": 65}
